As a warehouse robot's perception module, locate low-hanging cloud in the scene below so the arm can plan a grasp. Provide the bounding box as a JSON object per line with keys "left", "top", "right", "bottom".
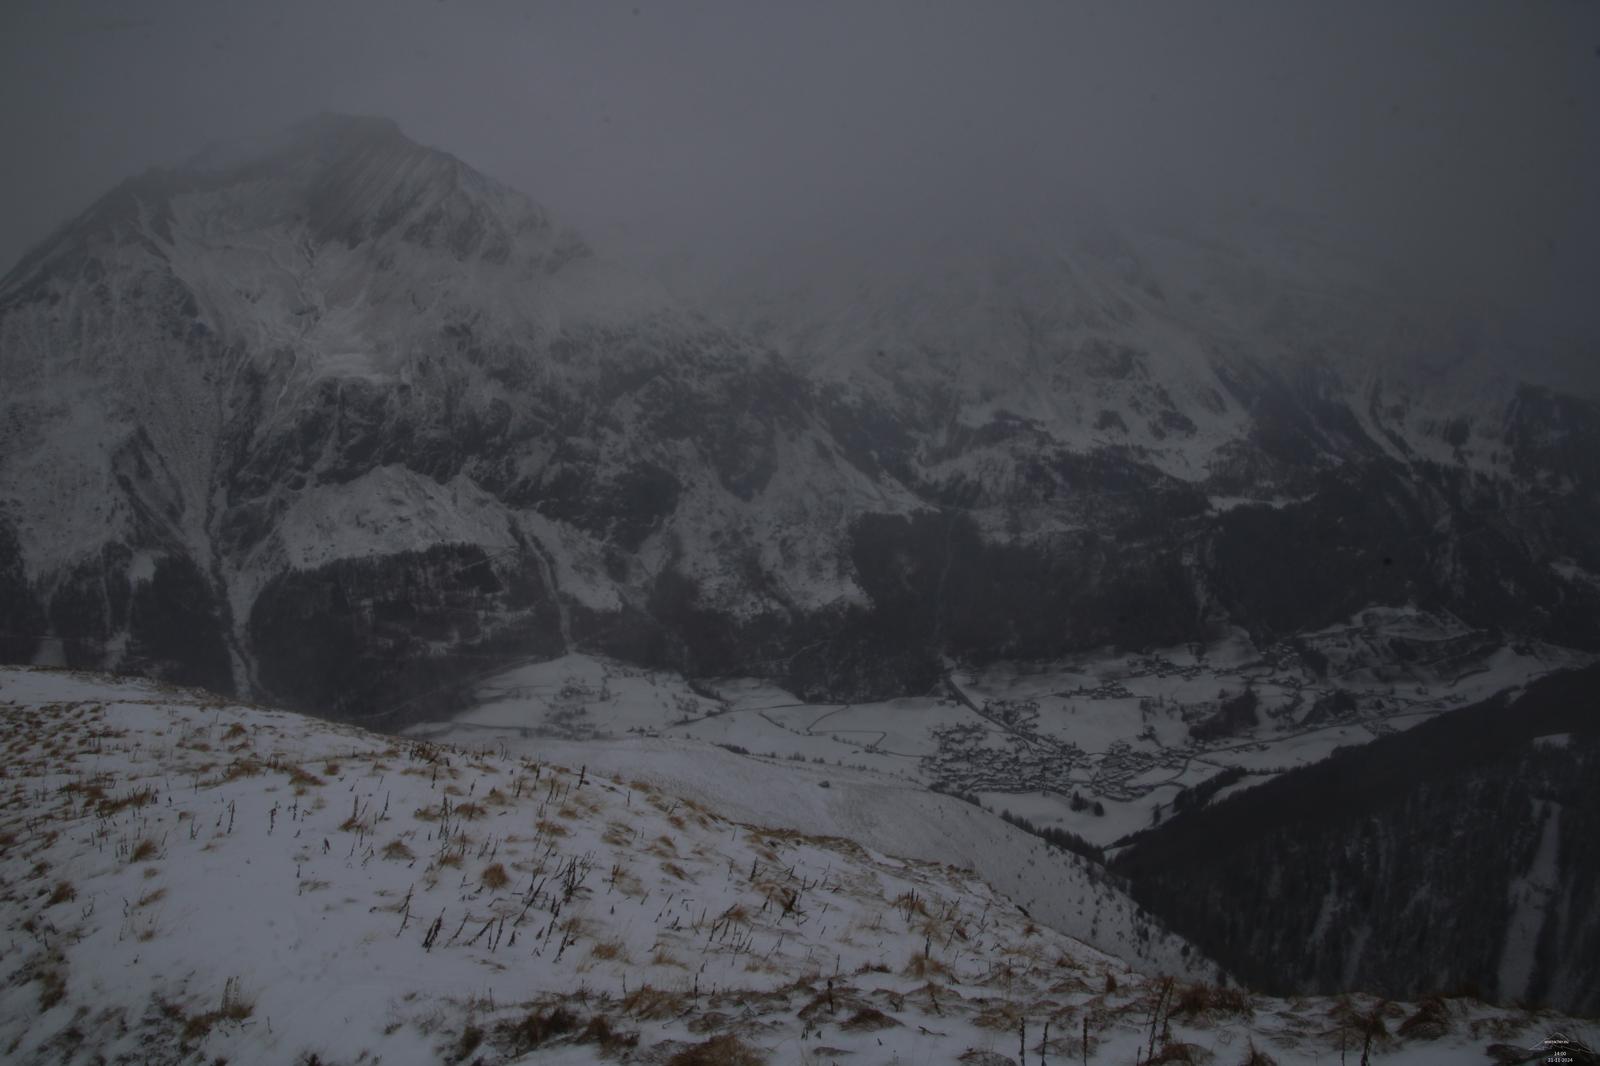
{"left": 2, "top": 0, "right": 1595, "bottom": 359}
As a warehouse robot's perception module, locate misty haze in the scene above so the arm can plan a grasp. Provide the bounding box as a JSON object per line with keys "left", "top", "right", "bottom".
{"left": 0, "top": 3, "right": 1597, "bottom": 1063}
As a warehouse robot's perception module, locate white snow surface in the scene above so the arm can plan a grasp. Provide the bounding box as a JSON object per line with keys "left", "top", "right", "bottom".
{"left": 268, "top": 467, "right": 517, "bottom": 573}
{"left": 1497, "top": 799, "right": 1564, "bottom": 1004}
{"left": 4, "top": 667, "right": 1591, "bottom": 1065}
{"left": 408, "top": 605, "right": 1587, "bottom": 864}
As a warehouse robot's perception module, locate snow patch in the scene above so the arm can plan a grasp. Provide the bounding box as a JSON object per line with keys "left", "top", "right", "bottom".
{"left": 1498, "top": 799, "right": 1563, "bottom": 1001}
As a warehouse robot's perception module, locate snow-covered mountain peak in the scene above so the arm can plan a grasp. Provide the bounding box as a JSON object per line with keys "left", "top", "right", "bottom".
{"left": 4, "top": 113, "right": 594, "bottom": 324}
{"left": 2, "top": 114, "right": 1598, "bottom": 739}
{"left": 700, "top": 202, "right": 1568, "bottom": 492}
{"left": 169, "top": 112, "right": 567, "bottom": 265}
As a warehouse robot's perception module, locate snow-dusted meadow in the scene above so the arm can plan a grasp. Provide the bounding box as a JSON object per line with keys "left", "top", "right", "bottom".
{"left": 415, "top": 607, "right": 1589, "bottom": 856}
{"left": 3, "top": 666, "right": 1592, "bottom": 1064}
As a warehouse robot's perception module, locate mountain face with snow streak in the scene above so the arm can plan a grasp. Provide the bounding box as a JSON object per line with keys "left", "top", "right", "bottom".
{"left": 2, "top": 114, "right": 1598, "bottom": 723}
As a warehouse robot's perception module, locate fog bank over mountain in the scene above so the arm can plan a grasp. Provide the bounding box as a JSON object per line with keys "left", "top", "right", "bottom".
{"left": 2, "top": 1, "right": 1597, "bottom": 388}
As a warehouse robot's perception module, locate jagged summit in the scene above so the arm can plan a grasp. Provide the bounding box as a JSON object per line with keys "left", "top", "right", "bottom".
{"left": 2, "top": 113, "right": 581, "bottom": 310}
{"left": 249, "top": 112, "right": 564, "bottom": 261}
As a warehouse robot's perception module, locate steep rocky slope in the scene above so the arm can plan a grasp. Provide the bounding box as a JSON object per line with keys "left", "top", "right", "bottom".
{"left": 2, "top": 114, "right": 1597, "bottom": 725}
{"left": 0, "top": 115, "right": 917, "bottom": 717}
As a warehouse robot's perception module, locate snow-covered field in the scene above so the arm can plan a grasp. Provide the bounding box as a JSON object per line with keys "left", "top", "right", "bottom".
{"left": 415, "top": 608, "right": 1590, "bottom": 857}
{"left": 4, "top": 666, "right": 1593, "bottom": 1065}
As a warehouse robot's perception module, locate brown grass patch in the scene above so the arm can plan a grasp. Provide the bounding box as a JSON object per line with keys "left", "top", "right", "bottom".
{"left": 129, "top": 839, "right": 159, "bottom": 863}
{"left": 666, "top": 1033, "right": 766, "bottom": 1066}
{"left": 841, "top": 1006, "right": 900, "bottom": 1032}
{"left": 46, "top": 881, "right": 76, "bottom": 906}
{"left": 579, "top": 1014, "right": 639, "bottom": 1053}
{"left": 622, "top": 984, "right": 689, "bottom": 1019}
{"left": 499, "top": 1006, "right": 579, "bottom": 1053}
{"left": 743, "top": 956, "right": 784, "bottom": 975}
{"left": 973, "top": 1002, "right": 1023, "bottom": 1031}
{"left": 98, "top": 786, "right": 156, "bottom": 817}
{"left": 1397, "top": 997, "right": 1450, "bottom": 1040}
{"left": 382, "top": 840, "right": 416, "bottom": 861}
{"left": 1328, "top": 996, "right": 1398, "bottom": 1049}
{"left": 450, "top": 1024, "right": 484, "bottom": 1062}
{"left": 220, "top": 757, "right": 262, "bottom": 781}
{"left": 480, "top": 863, "right": 511, "bottom": 890}
{"left": 535, "top": 819, "right": 569, "bottom": 838}
{"left": 1173, "top": 982, "right": 1252, "bottom": 1019}
{"left": 181, "top": 978, "right": 254, "bottom": 1041}
{"left": 38, "top": 967, "right": 67, "bottom": 1011}
{"left": 902, "top": 953, "right": 949, "bottom": 979}
{"left": 892, "top": 890, "right": 930, "bottom": 917}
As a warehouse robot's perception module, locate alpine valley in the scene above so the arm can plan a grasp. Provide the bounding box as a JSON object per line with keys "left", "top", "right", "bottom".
{"left": 3, "top": 114, "right": 1598, "bottom": 1028}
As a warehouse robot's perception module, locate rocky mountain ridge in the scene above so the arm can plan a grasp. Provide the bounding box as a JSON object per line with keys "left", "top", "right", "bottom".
{"left": 2, "top": 114, "right": 1597, "bottom": 724}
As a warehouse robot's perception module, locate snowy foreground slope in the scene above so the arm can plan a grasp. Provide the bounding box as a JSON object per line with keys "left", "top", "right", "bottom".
{"left": 3, "top": 668, "right": 1595, "bottom": 1065}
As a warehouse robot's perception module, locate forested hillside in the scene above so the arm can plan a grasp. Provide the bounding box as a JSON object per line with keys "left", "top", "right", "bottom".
{"left": 1115, "top": 665, "right": 1600, "bottom": 1015}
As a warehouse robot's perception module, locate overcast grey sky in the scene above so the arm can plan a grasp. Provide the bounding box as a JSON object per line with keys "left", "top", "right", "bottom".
{"left": 2, "top": 1, "right": 1597, "bottom": 339}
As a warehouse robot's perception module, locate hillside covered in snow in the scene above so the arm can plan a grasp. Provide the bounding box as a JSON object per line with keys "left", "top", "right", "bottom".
{"left": 3, "top": 666, "right": 1595, "bottom": 1065}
